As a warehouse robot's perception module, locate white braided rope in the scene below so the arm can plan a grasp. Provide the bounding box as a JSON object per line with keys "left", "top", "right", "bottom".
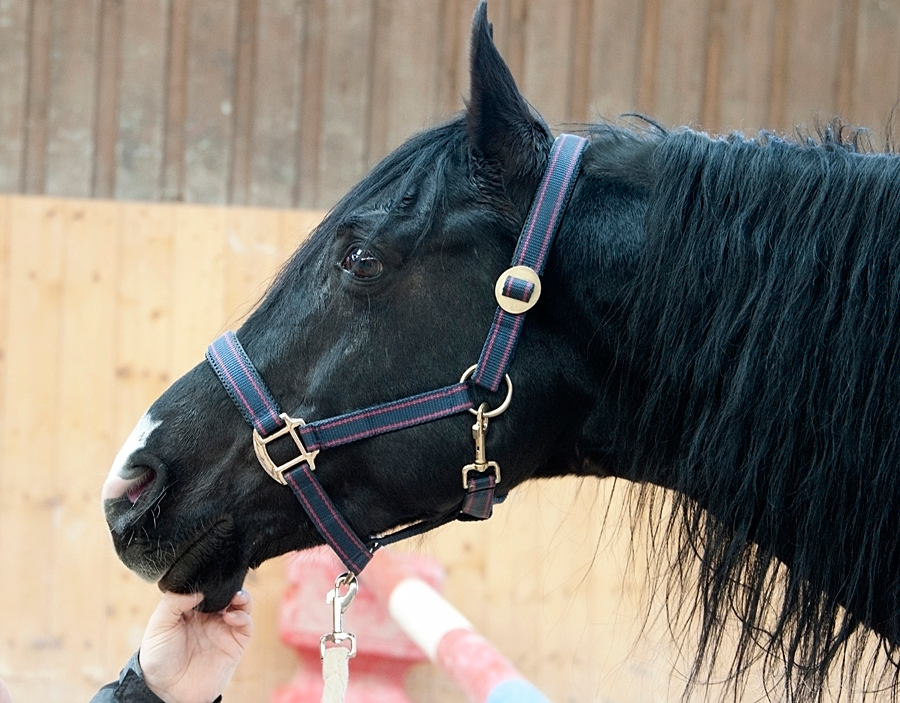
{"left": 321, "top": 646, "right": 350, "bottom": 703}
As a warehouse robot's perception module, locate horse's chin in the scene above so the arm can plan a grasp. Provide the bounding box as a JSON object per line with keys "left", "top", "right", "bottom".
{"left": 160, "top": 568, "right": 248, "bottom": 613}
{"left": 155, "top": 516, "right": 248, "bottom": 612}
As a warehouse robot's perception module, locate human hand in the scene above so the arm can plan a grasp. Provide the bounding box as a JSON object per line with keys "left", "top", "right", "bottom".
{"left": 138, "top": 590, "right": 253, "bottom": 703}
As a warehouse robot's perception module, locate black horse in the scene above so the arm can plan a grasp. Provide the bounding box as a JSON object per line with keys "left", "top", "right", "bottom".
{"left": 102, "top": 4, "right": 900, "bottom": 700}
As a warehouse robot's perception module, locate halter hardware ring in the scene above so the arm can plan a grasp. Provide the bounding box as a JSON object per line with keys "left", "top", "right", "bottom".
{"left": 459, "top": 365, "right": 513, "bottom": 418}
{"left": 252, "top": 413, "right": 320, "bottom": 485}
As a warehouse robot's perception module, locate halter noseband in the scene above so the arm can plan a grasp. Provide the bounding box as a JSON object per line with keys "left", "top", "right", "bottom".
{"left": 206, "top": 134, "right": 588, "bottom": 575}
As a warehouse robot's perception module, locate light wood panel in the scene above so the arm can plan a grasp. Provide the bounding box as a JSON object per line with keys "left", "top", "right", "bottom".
{"left": 0, "top": 196, "right": 319, "bottom": 701}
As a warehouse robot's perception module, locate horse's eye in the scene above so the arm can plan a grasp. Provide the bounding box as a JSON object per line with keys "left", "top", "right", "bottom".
{"left": 340, "top": 247, "right": 384, "bottom": 279}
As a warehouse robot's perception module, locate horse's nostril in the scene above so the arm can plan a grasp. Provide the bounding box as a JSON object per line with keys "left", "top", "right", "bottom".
{"left": 124, "top": 468, "right": 157, "bottom": 504}
{"left": 102, "top": 451, "right": 168, "bottom": 507}
{"left": 102, "top": 467, "right": 156, "bottom": 503}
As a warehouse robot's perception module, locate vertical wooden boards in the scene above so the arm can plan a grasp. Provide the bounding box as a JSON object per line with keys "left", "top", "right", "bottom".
{"left": 653, "top": 0, "right": 713, "bottom": 127}
{"left": 53, "top": 199, "right": 119, "bottom": 696}
{"left": 104, "top": 200, "right": 175, "bottom": 680}
{"left": 635, "top": 0, "right": 661, "bottom": 116}
{"left": 851, "top": 0, "right": 900, "bottom": 143}
{"left": 0, "top": 196, "right": 65, "bottom": 691}
{"left": 433, "top": 0, "right": 471, "bottom": 120}
{"left": 709, "top": 0, "right": 778, "bottom": 133}
{"left": 170, "top": 203, "right": 226, "bottom": 368}
{"left": 92, "top": 0, "right": 122, "bottom": 198}
{"left": 0, "top": 197, "right": 8, "bottom": 479}
{"left": 0, "top": 200, "right": 9, "bottom": 693}
{"left": 115, "top": 0, "right": 168, "bottom": 201}
{"left": 278, "top": 208, "right": 324, "bottom": 259}
{"left": 317, "top": 0, "right": 374, "bottom": 208}
{"left": 587, "top": 0, "right": 643, "bottom": 120}
{"left": 367, "top": 0, "right": 442, "bottom": 163}
{"left": 223, "top": 557, "right": 298, "bottom": 700}
{"left": 229, "top": 0, "right": 260, "bottom": 206}
{"left": 776, "top": 0, "right": 843, "bottom": 130}
{"left": 566, "top": 0, "right": 595, "bottom": 122}
{"left": 43, "top": 0, "right": 101, "bottom": 197}
{"left": 0, "top": 0, "right": 29, "bottom": 192}
{"left": 491, "top": 0, "right": 528, "bottom": 89}
{"left": 3, "top": 1, "right": 900, "bottom": 204}
{"left": 295, "top": 0, "right": 326, "bottom": 208}
{"left": 21, "top": 0, "right": 53, "bottom": 194}
{"left": 249, "top": 0, "right": 303, "bottom": 208}
{"left": 520, "top": 2, "right": 574, "bottom": 127}
{"left": 161, "top": 0, "right": 190, "bottom": 201}
{"left": 223, "top": 206, "right": 284, "bottom": 328}
{"left": 183, "top": 0, "right": 239, "bottom": 204}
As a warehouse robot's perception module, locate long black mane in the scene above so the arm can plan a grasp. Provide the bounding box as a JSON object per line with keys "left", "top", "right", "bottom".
{"left": 613, "top": 124, "right": 900, "bottom": 700}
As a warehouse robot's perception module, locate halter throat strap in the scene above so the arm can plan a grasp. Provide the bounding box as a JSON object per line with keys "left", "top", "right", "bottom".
{"left": 206, "top": 134, "right": 588, "bottom": 574}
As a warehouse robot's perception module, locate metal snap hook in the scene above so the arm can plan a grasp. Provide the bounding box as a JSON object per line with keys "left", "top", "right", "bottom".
{"left": 320, "top": 572, "right": 358, "bottom": 659}
{"left": 459, "top": 365, "right": 513, "bottom": 418}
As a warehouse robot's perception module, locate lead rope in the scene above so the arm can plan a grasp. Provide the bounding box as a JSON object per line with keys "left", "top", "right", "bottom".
{"left": 319, "top": 573, "right": 358, "bottom": 703}
{"left": 321, "top": 648, "right": 349, "bottom": 703}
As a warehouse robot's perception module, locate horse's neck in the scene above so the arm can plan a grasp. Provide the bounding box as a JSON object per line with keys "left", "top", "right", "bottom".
{"left": 535, "top": 174, "right": 651, "bottom": 481}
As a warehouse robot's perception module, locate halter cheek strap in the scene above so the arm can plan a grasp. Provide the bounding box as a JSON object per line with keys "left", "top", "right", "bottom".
{"left": 206, "top": 133, "right": 588, "bottom": 575}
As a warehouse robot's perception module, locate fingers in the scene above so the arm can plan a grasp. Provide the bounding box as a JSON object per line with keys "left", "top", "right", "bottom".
{"left": 226, "top": 589, "right": 252, "bottom": 614}
{"left": 221, "top": 607, "right": 253, "bottom": 630}
{"left": 158, "top": 591, "right": 206, "bottom": 619}
{"left": 222, "top": 590, "right": 254, "bottom": 633}
{"left": 154, "top": 588, "right": 251, "bottom": 624}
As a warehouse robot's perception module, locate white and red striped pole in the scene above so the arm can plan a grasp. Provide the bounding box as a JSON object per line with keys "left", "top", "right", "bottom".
{"left": 362, "top": 550, "right": 551, "bottom": 703}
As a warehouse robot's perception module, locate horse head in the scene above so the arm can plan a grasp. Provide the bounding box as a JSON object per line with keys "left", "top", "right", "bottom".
{"left": 101, "top": 3, "right": 628, "bottom": 612}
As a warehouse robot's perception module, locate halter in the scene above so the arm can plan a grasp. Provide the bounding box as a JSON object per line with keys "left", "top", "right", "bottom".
{"left": 206, "top": 134, "right": 588, "bottom": 575}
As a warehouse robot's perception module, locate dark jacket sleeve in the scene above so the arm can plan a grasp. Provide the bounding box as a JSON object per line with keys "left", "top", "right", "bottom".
{"left": 89, "top": 653, "right": 223, "bottom": 703}
{"left": 89, "top": 653, "right": 167, "bottom": 703}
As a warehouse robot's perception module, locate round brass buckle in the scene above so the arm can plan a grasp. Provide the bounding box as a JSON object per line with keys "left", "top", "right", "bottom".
{"left": 494, "top": 265, "right": 541, "bottom": 314}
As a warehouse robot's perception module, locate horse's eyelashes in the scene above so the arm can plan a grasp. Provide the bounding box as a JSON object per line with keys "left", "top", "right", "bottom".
{"left": 340, "top": 246, "right": 384, "bottom": 280}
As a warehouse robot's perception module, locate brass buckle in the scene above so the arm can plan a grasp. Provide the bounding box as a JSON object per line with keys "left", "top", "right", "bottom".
{"left": 252, "top": 413, "right": 320, "bottom": 485}
{"left": 494, "top": 265, "right": 542, "bottom": 314}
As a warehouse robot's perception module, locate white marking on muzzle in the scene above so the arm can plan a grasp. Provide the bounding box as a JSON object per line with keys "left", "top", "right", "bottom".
{"left": 102, "top": 413, "right": 161, "bottom": 502}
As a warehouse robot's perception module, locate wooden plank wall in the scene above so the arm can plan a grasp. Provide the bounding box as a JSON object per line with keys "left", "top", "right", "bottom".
{"left": 0, "top": 196, "right": 323, "bottom": 702}
{"left": 0, "top": 195, "right": 712, "bottom": 703}
{"left": 1, "top": 0, "right": 900, "bottom": 212}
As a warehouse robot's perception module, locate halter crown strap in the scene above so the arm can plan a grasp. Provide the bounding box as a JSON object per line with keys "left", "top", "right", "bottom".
{"left": 472, "top": 134, "right": 589, "bottom": 392}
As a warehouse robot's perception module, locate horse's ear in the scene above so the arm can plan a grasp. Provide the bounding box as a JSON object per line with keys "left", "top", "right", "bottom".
{"left": 466, "top": 2, "right": 552, "bottom": 211}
